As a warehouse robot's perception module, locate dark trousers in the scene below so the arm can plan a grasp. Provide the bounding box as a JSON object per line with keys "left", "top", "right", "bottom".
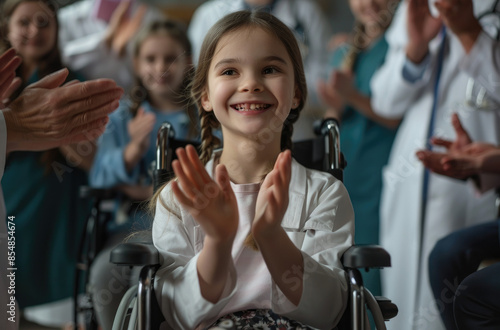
{"left": 428, "top": 219, "right": 500, "bottom": 330}
{"left": 454, "top": 262, "right": 500, "bottom": 329}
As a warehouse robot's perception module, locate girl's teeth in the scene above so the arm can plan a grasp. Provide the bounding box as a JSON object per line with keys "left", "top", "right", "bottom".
{"left": 236, "top": 104, "right": 267, "bottom": 111}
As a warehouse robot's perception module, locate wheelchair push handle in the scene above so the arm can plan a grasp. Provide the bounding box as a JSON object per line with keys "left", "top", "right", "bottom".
{"left": 314, "top": 118, "right": 343, "bottom": 180}
{"left": 156, "top": 122, "right": 175, "bottom": 171}
{"left": 322, "top": 118, "right": 341, "bottom": 171}
{"left": 153, "top": 122, "right": 175, "bottom": 193}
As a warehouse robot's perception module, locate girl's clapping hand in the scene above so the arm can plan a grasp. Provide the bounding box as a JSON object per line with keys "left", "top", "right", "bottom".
{"left": 171, "top": 145, "right": 239, "bottom": 243}
{"left": 252, "top": 150, "right": 292, "bottom": 240}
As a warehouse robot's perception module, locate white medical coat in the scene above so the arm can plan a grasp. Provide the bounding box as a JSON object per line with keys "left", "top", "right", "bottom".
{"left": 370, "top": 1, "right": 500, "bottom": 329}
{"left": 152, "top": 154, "right": 354, "bottom": 330}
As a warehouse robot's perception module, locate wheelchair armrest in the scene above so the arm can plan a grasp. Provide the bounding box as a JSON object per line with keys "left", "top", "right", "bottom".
{"left": 110, "top": 242, "right": 160, "bottom": 266}
{"left": 374, "top": 296, "right": 399, "bottom": 321}
{"left": 342, "top": 245, "right": 391, "bottom": 269}
{"left": 79, "top": 186, "right": 117, "bottom": 200}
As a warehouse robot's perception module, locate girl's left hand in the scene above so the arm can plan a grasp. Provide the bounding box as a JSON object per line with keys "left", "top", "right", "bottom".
{"left": 252, "top": 150, "right": 292, "bottom": 240}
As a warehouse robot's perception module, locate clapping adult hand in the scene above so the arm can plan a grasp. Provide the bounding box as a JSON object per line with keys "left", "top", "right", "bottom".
{"left": 416, "top": 113, "right": 476, "bottom": 179}
{"left": 4, "top": 68, "right": 123, "bottom": 152}
{"left": 440, "top": 143, "right": 499, "bottom": 178}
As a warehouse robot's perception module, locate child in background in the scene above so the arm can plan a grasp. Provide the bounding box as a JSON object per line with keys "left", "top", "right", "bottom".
{"left": 151, "top": 10, "right": 354, "bottom": 329}
{"left": 0, "top": 0, "right": 96, "bottom": 327}
{"left": 317, "top": 0, "right": 400, "bottom": 297}
{"left": 88, "top": 19, "right": 198, "bottom": 330}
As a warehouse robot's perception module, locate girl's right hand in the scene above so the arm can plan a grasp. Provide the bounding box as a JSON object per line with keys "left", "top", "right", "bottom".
{"left": 171, "top": 145, "right": 239, "bottom": 244}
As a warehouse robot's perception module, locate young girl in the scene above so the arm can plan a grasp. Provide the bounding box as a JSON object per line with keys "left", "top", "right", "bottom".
{"left": 90, "top": 18, "right": 197, "bottom": 200}
{"left": 152, "top": 11, "right": 354, "bottom": 329}
{"left": 317, "top": 0, "right": 400, "bottom": 297}
{"left": 88, "top": 19, "right": 198, "bottom": 330}
{"left": 0, "top": 0, "right": 97, "bottom": 326}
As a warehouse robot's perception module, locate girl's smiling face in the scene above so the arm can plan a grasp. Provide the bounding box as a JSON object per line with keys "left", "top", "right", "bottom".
{"left": 134, "top": 34, "right": 190, "bottom": 100}
{"left": 201, "top": 27, "right": 300, "bottom": 141}
{"left": 7, "top": 1, "right": 57, "bottom": 62}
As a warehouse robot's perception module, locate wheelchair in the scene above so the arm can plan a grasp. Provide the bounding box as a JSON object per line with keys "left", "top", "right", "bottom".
{"left": 109, "top": 118, "right": 398, "bottom": 330}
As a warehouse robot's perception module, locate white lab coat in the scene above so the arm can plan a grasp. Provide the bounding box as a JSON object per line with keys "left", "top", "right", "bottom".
{"left": 152, "top": 154, "right": 354, "bottom": 330}
{"left": 370, "top": 1, "right": 500, "bottom": 329}
{"left": 187, "top": 0, "right": 332, "bottom": 140}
